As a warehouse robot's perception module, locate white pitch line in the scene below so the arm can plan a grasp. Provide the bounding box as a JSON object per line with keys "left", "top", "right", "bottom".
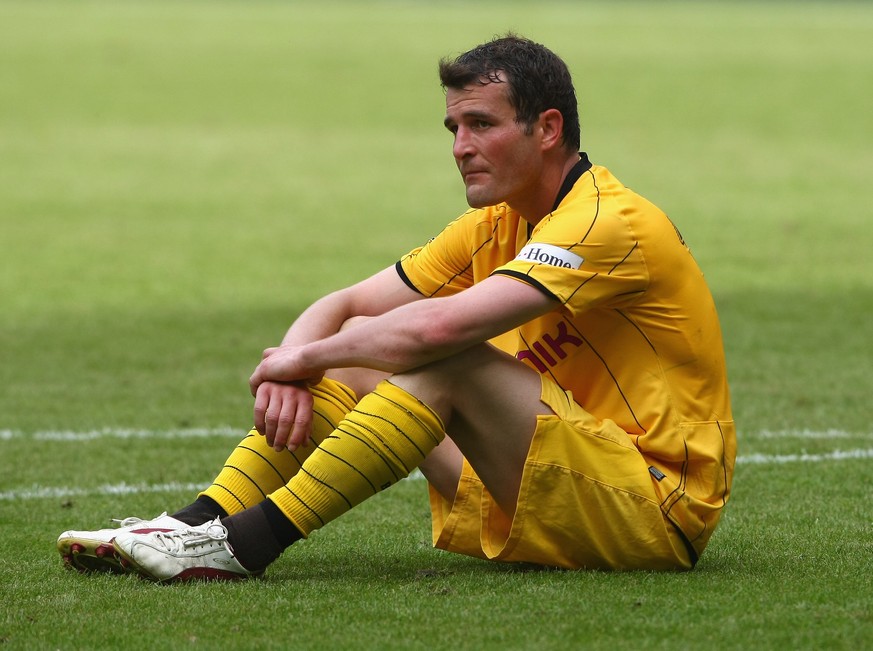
{"left": 1, "top": 429, "right": 871, "bottom": 502}
{"left": 750, "top": 429, "right": 873, "bottom": 440}
{"left": 2, "top": 451, "right": 872, "bottom": 502}
{"left": 0, "top": 472, "right": 427, "bottom": 502}
{"left": 2, "top": 428, "right": 872, "bottom": 442}
{"left": 0, "top": 481, "right": 209, "bottom": 501}
{"left": 0, "top": 428, "right": 245, "bottom": 442}
{"left": 736, "top": 448, "right": 873, "bottom": 464}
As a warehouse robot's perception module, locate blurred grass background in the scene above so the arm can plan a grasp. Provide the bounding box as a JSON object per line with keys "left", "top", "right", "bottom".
{"left": 1, "top": 3, "right": 872, "bottom": 648}
{"left": 2, "top": 1, "right": 871, "bottom": 433}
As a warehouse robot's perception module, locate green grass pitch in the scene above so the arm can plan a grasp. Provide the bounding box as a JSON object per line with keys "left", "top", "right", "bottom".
{"left": 1, "top": 1, "right": 872, "bottom": 649}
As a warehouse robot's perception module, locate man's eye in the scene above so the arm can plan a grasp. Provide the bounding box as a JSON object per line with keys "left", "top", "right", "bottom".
{"left": 473, "top": 120, "right": 490, "bottom": 130}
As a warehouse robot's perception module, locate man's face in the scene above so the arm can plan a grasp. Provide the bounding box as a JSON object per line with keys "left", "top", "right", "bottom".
{"left": 444, "top": 78, "right": 543, "bottom": 210}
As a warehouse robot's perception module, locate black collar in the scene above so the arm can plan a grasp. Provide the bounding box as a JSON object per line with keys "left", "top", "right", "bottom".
{"left": 550, "top": 152, "right": 593, "bottom": 212}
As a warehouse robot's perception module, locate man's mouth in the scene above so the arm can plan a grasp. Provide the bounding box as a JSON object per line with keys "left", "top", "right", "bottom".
{"left": 462, "top": 169, "right": 486, "bottom": 182}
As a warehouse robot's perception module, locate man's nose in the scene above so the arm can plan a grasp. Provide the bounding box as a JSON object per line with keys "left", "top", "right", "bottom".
{"left": 452, "top": 127, "right": 475, "bottom": 160}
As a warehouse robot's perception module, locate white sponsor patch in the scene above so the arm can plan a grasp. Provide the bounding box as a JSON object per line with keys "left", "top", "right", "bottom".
{"left": 516, "top": 243, "right": 584, "bottom": 269}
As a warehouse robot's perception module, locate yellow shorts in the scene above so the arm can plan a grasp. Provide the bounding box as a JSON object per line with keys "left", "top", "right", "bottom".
{"left": 428, "top": 376, "right": 694, "bottom": 571}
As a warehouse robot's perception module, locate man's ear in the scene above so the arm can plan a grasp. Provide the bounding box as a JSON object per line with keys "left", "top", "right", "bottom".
{"left": 539, "top": 108, "right": 565, "bottom": 151}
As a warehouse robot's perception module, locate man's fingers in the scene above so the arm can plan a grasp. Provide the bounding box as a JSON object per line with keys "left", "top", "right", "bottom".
{"left": 253, "top": 386, "right": 269, "bottom": 437}
{"left": 262, "top": 347, "right": 279, "bottom": 360}
{"left": 287, "top": 391, "right": 314, "bottom": 451}
{"left": 269, "top": 398, "right": 298, "bottom": 452}
{"left": 249, "top": 364, "right": 265, "bottom": 397}
{"left": 253, "top": 382, "right": 315, "bottom": 452}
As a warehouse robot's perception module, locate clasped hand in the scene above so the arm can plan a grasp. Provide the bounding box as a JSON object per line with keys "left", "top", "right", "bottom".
{"left": 249, "top": 346, "right": 325, "bottom": 452}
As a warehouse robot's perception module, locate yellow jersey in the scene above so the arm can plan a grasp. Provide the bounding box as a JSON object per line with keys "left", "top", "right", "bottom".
{"left": 397, "top": 154, "right": 735, "bottom": 557}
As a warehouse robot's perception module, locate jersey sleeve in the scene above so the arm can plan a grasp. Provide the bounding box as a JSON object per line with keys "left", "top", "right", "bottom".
{"left": 396, "top": 213, "right": 475, "bottom": 297}
{"left": 397, "top": 206, "right": 516, "bottom": 298}
{"left": 493, "top": 202, "right": 650, "bottom": 316}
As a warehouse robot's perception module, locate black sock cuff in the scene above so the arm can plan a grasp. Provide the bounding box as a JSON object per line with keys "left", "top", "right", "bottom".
{"left": 171, "top": 494, "right": 228, "bottom": 526}
{"left": 262, "top": 498, "right": 305, "bottom": 548}
{"left": 222, "top": 501, "right": 303, "bottom": 573}
{"left": 196, "top": 495, "right": 228, "bottom": 519}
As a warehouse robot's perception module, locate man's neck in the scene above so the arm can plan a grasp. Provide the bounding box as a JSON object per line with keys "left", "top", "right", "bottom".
{"left": 513, "top": 153, "right": 583, "bottom": 227}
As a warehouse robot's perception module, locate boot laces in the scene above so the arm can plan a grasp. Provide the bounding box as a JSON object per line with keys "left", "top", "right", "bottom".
{"left": 152, "top": 522, "right": 228, "bottom": 553}
{"left": 111, "top": 512, "right": 169, "bottom": 528}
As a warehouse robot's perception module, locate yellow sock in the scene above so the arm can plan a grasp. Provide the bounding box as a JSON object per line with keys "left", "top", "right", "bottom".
{"left": 201, "top": 379, "right": 358, "bottom": 515}
{"left": 269, "top": 380, "right": 445, "bottom": 535}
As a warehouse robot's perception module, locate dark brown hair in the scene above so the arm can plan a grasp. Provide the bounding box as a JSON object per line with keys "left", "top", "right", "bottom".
{"left": 439, "top": 34, "right": 581, "bottom": 151}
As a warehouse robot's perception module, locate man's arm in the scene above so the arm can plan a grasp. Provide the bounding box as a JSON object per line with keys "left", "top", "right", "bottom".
{"left": 275, "top": 265, "right": 424, "bottom": 352}
{"left": 251, "top": 271, "right": 557, "bottom": 392}
{"left": 252, "top": 265, "right": 423, "bottom": 450}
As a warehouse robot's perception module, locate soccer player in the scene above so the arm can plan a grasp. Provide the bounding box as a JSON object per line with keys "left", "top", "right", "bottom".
{"left": 58, "top": 34, "right": 735, "bottom": 581}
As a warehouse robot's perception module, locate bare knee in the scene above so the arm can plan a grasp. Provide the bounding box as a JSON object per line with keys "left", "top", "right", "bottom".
{"left": 388, "top": 343, "right": 531, "bottom": 418}
{"left": 419, "top": 437, "right": 463, "bottom": 503}
{"left": 324, "top": 316, "right": 391, "bottom": 398}
{"left": 325, "top": 367, "right": 388, "bottom": 400}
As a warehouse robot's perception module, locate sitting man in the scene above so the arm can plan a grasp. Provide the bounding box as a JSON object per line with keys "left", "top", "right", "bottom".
{"left": 58, "top": 34, "right": 735, "bottom": 581}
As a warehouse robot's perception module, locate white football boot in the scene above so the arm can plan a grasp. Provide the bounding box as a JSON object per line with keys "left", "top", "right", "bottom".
{"left": 112, "top": 517, "right": 258, "bottom": 582}
{"left": 57, "top": 512, "right": 189, "bottom": 574}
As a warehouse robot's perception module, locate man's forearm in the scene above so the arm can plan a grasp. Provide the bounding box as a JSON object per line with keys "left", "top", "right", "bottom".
{"left": 296, "top": 297, "right": 473, "bottom": 376}
{"left": 276, "top": 266, "right": 421, "bottom": 351}
{"left": 253, "top": 273, "right": 553, "bottom": 387}
{"left": 279, "top": 290, "right": 355, "bottom": 349}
